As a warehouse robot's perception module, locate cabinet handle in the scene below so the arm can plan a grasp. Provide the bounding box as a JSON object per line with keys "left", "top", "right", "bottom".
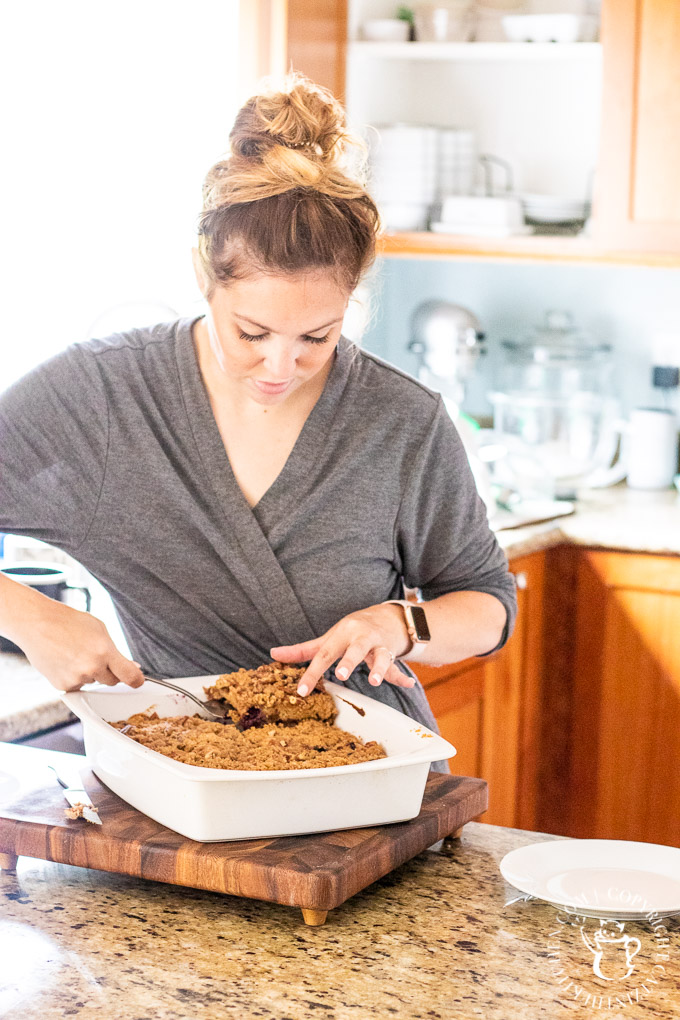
{"left": 514, "top": 571, "right": 528, "bottom": 590}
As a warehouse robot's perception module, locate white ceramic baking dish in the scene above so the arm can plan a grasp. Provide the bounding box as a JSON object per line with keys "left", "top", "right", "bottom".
{"left": 62, "top": 677, "right": 455, "bottom": 842}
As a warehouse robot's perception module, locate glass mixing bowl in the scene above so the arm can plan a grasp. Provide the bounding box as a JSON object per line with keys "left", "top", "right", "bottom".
{"left": 489, "top": 391, "right": 623, "bottom": 497}
{"left": 489, "top": 311, "right": 621, "bottom": 497}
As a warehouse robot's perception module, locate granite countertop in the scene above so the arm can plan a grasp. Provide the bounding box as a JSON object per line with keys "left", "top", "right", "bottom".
{"left": 0, "top": 653, "right": 74, "bottom": 742}
{"left": 1, "top": 819, "right": 678, "bottom": 1019}
{"left": 2, "top": 484, "right": 678, "bottom": 743}
{"left": 496, "top": 483, "right": 680, "bottom": 560}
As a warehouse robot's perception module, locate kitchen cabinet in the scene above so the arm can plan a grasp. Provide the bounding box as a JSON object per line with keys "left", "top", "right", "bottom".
{"left": 284, "top": 0, "right": 680, "bottom": 264}
{"left": 417, "top": 543, "right": 680, "bottom": 844}
{"left": 410, "top": 550, "right": 545, "bottom": 830}
{"left": 287, "top": 0, "right": 348, "bottom": 103}
{"left": 593, "top": 0, "right": 680, "bottom": 254}
{"left": 566, "top": 550, "right": 680, "bottom": 847}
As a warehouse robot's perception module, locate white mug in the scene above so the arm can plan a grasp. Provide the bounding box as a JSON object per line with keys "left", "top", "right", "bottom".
{"left": 626, "top": 407, "right": 679, "bottom": 490}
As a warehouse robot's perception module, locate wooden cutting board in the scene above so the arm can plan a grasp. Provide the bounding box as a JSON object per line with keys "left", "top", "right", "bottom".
{"left": 0, "top": 742, "right": 487, "bottom": 925}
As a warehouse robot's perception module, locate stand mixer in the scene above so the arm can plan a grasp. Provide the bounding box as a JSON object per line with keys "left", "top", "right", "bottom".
{"left": 408, "top": 300, "right": 494, "bottom": 510}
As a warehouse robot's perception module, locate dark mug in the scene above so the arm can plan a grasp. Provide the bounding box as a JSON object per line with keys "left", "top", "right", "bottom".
{"left": 0, "top": 562, "right": 92, "bottom": 654}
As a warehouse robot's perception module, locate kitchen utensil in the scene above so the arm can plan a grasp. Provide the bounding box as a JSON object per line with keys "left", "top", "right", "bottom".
{"left": 47, "top": 763, "right": 101, "bottom": 824}
{"left": 500, "top": 839, "right": 680, "bottom": 919}
{"left": 61, "top": 677, "right": 456, "bottom": 841}
{"left": 0, "top": 743, "right": 487, "bottom": 925}
{"left": 141, "top": 674, "right": 231, "bottom": 722}
{"left": 489, "top": 391, "right": 626, "bottom": 497}
{"left": 0, "top": 562, "right": 91, "bottom": 654}
{"left": 408, "top": 300, "right": 495, "bottom": 510}
{"left": 626, "top": 407, "right": 679, "bottom": 490}
{"left": 409, "top": 300, "right": 486, "bottom": 404}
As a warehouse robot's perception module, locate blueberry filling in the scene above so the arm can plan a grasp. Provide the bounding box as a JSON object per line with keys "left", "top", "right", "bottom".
{"left": 238, "top": 707, "right": 267, "bottom": 730}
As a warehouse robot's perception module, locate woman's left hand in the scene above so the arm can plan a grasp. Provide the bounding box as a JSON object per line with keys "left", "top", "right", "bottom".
{"left": 270, "top": 604, "right": 415, "bottom": 696}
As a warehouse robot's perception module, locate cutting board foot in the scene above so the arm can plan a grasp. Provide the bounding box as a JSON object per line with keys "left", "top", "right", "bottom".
{"left": 451, "top": 825, "right": 465, "bottom": 839}
{"left": 0, "top": 852, "right": 18, "bottom": 872}
{"left": 301, "top": 908, "right": 327, "bottom": 926}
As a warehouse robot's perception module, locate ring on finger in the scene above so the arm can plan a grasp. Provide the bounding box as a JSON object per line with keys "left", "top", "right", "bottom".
{"left": 369, "top": 646, "right": 394, "bottom": 685}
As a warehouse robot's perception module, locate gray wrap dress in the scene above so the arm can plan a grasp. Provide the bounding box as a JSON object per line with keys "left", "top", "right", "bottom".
{"left": 0, "top": 316, "right": 517, "bottom": 758}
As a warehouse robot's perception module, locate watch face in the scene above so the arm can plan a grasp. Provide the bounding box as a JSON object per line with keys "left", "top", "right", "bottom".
{"left": 410, "top": 604, "right": 431, "bottom": 642}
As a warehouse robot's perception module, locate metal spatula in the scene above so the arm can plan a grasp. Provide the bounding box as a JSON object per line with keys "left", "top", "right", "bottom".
{"left": 141, "top": 675, "right": 232, "bottom": 724}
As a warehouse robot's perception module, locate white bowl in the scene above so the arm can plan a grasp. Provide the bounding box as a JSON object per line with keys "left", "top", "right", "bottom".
{"left": 62, "top": 678, "right": 455, "bottom": 842}
{"left": 520, "top": 192, "right": 588, "bottom": 223}
{"left": 362, "top": 19, "right": 410, "bottom": 42}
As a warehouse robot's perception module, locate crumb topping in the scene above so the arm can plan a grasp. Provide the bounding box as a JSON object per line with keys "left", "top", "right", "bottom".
{"left": 203, "top": 661, "right": 336, "bottom": 727}
{"left": 109, "top": 713, "right": 386, "bottom": 770}
{"left": 109, "top": 661, "right": 386, "bottom": 771}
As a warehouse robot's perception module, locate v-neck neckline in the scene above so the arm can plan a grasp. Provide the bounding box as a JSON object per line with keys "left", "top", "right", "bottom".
{"left": 175, "top": 315, "right": 353, "bottom": 526}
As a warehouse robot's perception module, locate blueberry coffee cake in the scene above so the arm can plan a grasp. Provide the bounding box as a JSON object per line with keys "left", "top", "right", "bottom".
{"left": 202, "top": 661, "right": 336, "bottom": 729}
{"left": 110, "top": 661, "right": 386, "bottom": 771}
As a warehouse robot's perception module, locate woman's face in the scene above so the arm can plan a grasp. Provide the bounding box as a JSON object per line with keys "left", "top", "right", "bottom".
{"left": 194, "top": 262, "right": 350, "bottom": 407}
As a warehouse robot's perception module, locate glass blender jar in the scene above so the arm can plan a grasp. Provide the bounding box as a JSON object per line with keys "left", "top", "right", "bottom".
{"left": 489, "top": 311, "right": 621, "bottom": 498}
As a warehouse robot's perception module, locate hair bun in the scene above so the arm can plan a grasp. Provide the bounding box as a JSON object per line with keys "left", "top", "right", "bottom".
{"left": 229, "top": 73, "right": 350, "bottom": 167}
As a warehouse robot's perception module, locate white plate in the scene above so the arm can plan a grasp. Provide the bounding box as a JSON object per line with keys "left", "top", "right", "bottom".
{"left": 500, "top": 839, "right": 680, "bottom": 919}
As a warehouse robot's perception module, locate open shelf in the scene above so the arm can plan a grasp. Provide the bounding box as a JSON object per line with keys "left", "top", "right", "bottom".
{"left": 377, "top": 231, "right": 680, "bottom": 267}
{"left": 348, "top": 41, "right": 602, "bottom": 61}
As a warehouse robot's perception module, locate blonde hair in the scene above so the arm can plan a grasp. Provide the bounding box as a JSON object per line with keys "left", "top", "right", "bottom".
{"left": 196, "top": 73, "right": 381, "bottom": 297}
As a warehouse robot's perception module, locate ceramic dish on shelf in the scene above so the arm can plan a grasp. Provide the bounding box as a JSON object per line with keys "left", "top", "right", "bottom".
{"left": 362, "top": 19, "right": 410, "bottom": 42}
{"left": 62, "top": 677, "right": 455, "bottom": 842}
{"left": 500, "top": 839, "right": 680, "bottom": 919}
{"left": 520, "top": 193, "right": 589, "bottom": 225}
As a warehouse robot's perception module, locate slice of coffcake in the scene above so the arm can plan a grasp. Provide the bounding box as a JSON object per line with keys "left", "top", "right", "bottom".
{"left": 203, "top": 661, "right": 336, "bottom": 730}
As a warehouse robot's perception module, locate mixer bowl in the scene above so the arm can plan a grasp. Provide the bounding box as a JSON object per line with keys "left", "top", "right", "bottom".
{"left": 490, "top": 391, "right": 622, "bottom": 496}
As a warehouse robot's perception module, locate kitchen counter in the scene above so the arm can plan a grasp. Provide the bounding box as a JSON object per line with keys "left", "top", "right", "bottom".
{"left": 0, "top": 652, "right": 74, "bottom": 742}
{"left": 496, "top": 483, "right": 680, "bottom": 560}
{"left": 1, "top": 484, "right": 678, "bottom": 742}
{"left": 1, "top": 818, "right": 678, "bottom": 1019}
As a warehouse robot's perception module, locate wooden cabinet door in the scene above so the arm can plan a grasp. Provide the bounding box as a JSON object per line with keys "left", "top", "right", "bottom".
{"left": 570, "top": 551, "right": 680, "bottom": 846}
{"left": 411, "top": 551, "right": 546, "bottom": 829}
{"left": 594, "top": 0, "right": 680, "bottom": 252}
{"left": 481, "top": 553, "right": 545, "bottom": 830}
{"left": 286, "top": 0, "right": 347, "bottom": 101}
{"left": 425, "top": 663, "right": 485, "bottom": 781}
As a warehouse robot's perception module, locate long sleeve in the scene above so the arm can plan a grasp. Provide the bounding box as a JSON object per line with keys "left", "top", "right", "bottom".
{"left": 394, "top": 397, "right": 517, "bottom": 652}
{"left": 0, "top": 344, "right": 109, "bottom": 555}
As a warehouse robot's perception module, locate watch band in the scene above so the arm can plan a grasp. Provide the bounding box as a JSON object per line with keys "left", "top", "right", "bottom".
{"left": 384, "top": 600, "right": 431, "bottom": 659}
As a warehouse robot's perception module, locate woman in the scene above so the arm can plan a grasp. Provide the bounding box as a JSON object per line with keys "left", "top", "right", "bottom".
{"left": 0, "top": 75, "right": 516, "bottom": 747}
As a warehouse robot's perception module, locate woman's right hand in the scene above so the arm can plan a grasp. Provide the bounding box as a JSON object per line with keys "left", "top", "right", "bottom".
{"left": 14, "top": 595, "right": 145, "bottom": 693}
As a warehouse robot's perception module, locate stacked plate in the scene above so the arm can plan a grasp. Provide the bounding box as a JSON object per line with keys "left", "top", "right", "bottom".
{"left": 368, "top": 124, "right": 439, "bottom": 231}
{"left": 520, "top": 192, "right": 589, "bottom": 224}
{"left": 436, "top": 129, "right": 478, "bottom": 199}
{"left": 501, "top": 839, "right": 680, "bottom": 919}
